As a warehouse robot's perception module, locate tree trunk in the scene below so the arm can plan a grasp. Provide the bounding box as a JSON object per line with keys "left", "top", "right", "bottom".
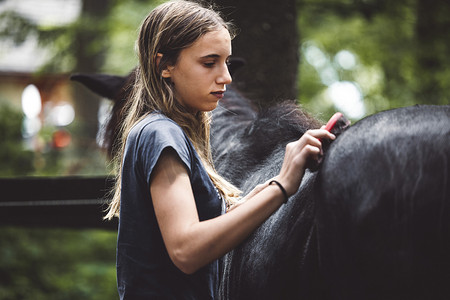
{"left": 414, "top": 0, "right": 450, "bottom": 105}
{"left": 213, "top": 0, "right": 299, "bottom": 107}
{"left": 72, "top": 0, "right": 114, "bottom": 142}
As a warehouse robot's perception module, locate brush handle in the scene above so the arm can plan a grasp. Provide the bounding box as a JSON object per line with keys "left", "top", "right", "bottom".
{"left": 324, "top": 112, "right": 343, "bottom": 132}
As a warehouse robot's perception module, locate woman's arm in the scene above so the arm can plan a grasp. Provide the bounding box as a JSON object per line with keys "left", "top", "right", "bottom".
{"left": 150, "top": 129, "right": 334, "bottom": 274}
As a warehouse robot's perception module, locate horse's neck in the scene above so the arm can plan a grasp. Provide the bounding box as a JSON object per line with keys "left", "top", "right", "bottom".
{"left": 210, "top": 87, "right": 257, "bottom": 184}
{"left": 211, "top": 87, "right": 322, "bottom": 185}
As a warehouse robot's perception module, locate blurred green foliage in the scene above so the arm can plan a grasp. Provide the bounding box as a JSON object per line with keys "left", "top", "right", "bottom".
{"left": 0, "top": 101, "right": 117, "bottom": 299}
{"left": 0, "top": 104, "right": 35, "bottom": 177}
{"left": 297, "top": 0, "right": 450, "bottom": 122}
{"left": 0, "top": 227, "right": 117, "bottom": 300}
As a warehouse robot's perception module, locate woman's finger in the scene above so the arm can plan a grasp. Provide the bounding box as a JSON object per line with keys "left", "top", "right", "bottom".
{"left": 305, "top": 129, "right": 336, "bottom": 140}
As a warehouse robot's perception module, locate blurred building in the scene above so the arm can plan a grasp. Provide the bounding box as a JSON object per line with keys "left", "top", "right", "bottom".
{"left": 0, "top": 0, "right": 81, "bottom": 151}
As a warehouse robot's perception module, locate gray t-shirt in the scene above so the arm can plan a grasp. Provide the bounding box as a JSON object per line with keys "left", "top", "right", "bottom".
{"left": 117, "top": 112, "right": 224, "bottom": 299}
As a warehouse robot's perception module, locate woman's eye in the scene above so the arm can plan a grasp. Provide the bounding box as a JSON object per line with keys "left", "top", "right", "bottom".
{"left": 204, "top": 62, "right": 215, "bottom": 68}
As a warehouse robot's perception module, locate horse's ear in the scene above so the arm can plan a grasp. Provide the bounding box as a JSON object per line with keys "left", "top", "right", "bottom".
{"left": 70, "top": 73, "right": 128, "bottom": 101}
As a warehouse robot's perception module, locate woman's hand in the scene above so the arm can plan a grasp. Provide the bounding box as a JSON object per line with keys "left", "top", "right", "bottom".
{"left": 275, "top": 129, "right": 335, "bottom": 196}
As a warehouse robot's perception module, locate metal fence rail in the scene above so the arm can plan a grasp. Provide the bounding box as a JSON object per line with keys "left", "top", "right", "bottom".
{"left": 0, "top": 176, "right": 117, "bottom": 230}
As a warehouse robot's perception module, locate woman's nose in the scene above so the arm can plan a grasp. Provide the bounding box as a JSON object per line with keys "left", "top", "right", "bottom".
{"left": 217, "top": 63, "right": 232, "bottom": 85}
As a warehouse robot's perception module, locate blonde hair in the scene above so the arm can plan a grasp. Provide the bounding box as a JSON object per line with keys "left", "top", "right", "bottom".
{"left": 105, "top": 0, "right": 241, "bottom": 220}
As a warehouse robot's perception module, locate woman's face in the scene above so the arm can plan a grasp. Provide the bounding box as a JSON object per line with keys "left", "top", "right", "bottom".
{"left": 162, "top": 27, "right": 232, "bottom": 113}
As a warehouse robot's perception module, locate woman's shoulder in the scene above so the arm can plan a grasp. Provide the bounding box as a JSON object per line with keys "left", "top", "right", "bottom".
{"left": 126, "top": 112, "right": 193, "bottom": 171}
{"left": 130, "top": 112, "right": 184, "bottom": 138}
{"left": 126, "top": 112, "right": 189, "bottom": 153}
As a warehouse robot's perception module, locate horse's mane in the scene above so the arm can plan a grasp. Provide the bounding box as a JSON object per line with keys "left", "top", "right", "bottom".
{"left": 212, "top": 87, "right": 322, "bottom": 186}
{"left": 245, "top": 100, "right": 321, "bottom": 161}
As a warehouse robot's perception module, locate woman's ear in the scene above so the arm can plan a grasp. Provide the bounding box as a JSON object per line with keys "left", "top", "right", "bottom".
{"left": 156, "top": 53, "right": 172, "bottom": 78}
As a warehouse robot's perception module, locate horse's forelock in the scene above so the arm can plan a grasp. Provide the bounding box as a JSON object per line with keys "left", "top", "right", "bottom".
{"left": 255, "top": 100, "right": 322, "bottom": 136}
{"left": 241, "top": 101, "right": 322, "bottom": 162}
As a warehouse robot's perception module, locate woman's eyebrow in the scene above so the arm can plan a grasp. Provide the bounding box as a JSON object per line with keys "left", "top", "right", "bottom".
{"left": 200, "top": 54, "right": 220, "bottom": 59}
{"left": 200, "top": 54, "right": 232, "bottom": 60}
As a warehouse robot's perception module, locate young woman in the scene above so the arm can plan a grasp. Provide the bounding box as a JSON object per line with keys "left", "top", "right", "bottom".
{"left": 104, "top": 0, "right": 335, "bottom": 298}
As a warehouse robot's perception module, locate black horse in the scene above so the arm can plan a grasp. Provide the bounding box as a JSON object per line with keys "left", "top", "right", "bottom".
{"left": 211, "top": 87, "right": 450, "bottom": 300}
{"left": 71, "top": 69, "right": 450, "bottom": 299}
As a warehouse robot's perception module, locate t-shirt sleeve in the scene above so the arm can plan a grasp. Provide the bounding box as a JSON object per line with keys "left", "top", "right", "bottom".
{"left": 135, "top": 120, "right": 192, "bottom": 185}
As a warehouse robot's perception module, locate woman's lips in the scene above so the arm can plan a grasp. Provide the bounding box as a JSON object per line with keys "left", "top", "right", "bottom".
{"left": 211, "top": 91, "right": 225, "bottom": 99}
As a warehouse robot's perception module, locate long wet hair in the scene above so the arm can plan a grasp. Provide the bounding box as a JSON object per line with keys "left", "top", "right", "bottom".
{"left": 105, "top": 0, "right": 241, "bottom": 220}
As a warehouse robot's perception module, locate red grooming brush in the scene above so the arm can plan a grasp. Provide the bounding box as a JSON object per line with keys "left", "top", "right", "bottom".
{"left": 309, "top": 112, "right": 351, "bottom": 171}
{"left": 324, "top": 112, "right": 344, "bottom": 132}
{"left": 323, "top": 112, "right": 351, "bottom": 136}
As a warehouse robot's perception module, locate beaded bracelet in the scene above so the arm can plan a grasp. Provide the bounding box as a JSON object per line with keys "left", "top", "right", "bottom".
{"left": 269, "top": 180, "right": 289, "bottom": 203}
